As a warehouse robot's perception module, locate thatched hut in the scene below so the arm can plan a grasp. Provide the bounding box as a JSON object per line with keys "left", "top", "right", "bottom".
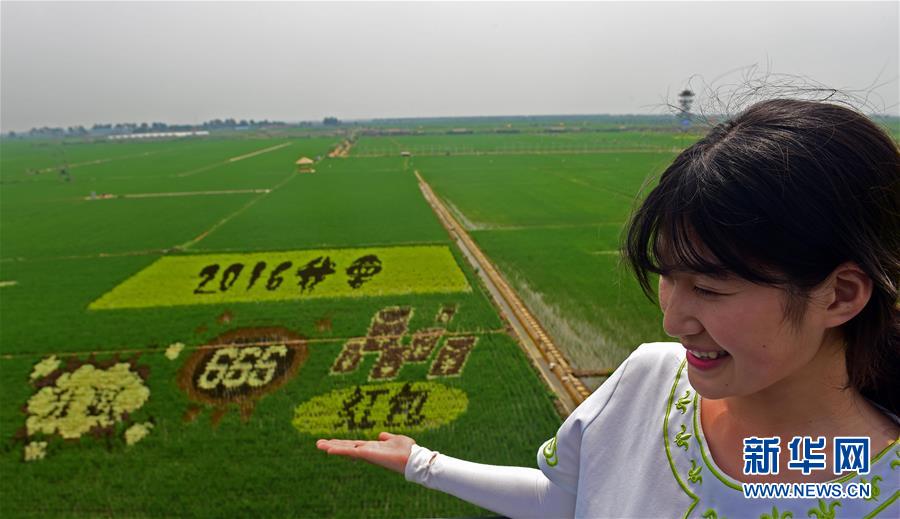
{"left": 295, "top": 157, "right": 315, "bottom": 173}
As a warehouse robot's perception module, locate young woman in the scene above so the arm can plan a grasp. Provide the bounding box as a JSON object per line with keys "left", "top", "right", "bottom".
{"left": 316, "top": 99, "right": 900, "bottom": 518}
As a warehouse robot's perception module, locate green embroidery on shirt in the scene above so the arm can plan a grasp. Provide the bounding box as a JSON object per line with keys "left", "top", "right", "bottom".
{"left": 862, "top": 490, "right": 900, "bottom": 518}
{"left": 693, "top": 393, "right": 743, "bottom": 491}
{"left": 760, "top": 506, "right": 793, "bottom": 519}
{"left": 660, "top": 353, "right": 898, "bottom": 519}
{"left": 675, "top": 424, "right": 692, "bottom": 451}
{"left": 688, "top": 459, "right": 703, "bottom": 484}
{"left": 860, "top": 475, "right": 881, "bottom": 501}
{"left": 663, "top": 359, "right": 699, "bottom": 519}
{"left": 676, "top": 390, "right": 693, "bottom": 414}
{"left": 543, "top": 435, "right": 558, "bottom": 467}
{"left": 807, "top": 499, "right": 840, "bottom": 519}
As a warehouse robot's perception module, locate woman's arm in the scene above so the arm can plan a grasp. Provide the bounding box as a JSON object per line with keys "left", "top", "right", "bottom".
{"left": 316, "top": 432, "right": 576, "bottom": 519}
{"left": 405, "top": 444, "right": 576, "bottom": 519}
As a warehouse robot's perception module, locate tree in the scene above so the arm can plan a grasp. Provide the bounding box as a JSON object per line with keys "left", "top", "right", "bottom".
{"left": 323, "top": 117, "right": 340, "bottom": 126}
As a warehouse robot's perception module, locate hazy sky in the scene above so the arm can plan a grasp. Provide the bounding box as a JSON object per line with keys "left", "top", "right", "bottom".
{"left": 1, "top": 1, "right": 898, "bottom": 131}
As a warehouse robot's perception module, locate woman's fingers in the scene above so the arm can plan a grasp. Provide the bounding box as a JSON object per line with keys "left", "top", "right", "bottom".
{"left": 315, "top": 433, "right": 414, "bottom": 474}
{"left": 318, "top": 439, "right": 365, "bottom": 448}
{"left": 316, "top": 433, "right": 403, "bottom": 451}
{"left": 316, "top": 439, "right": 368, "bottom": 455}
{"left": 323, "top": 445, "right": 364, "bottom": 458}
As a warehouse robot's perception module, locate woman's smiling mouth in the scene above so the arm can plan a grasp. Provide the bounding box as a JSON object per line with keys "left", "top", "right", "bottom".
{"left": 684, "top": 346, "right": 731, "bottom": 369}
{"left": 687, "top": 349, "right": 729, "bottom": 360}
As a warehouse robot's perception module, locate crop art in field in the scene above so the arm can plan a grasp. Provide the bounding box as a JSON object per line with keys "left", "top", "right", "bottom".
{"left": 292, "top": 381, "right": 468, "bottom": 437}
{"left": 331, "top": 305, "right": 478, "bottom": 381}
{"left": 292, "top": 304, "right": 477, "bottom": 437}
{"left": 18, "top": 355, "right": 153, "bottom": 461}
{"left": 178, "top": 327, "right": 308, "bottom": 425}
{"left": 171, "top": 304, "right": 479, "bottom": 434}
{"left": 88, "top": 245, "right": 471, "bottom": 309}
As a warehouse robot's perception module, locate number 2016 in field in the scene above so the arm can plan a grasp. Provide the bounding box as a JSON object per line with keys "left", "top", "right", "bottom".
{"left": 193, "top": 254, "right": 382, "bottom": 295}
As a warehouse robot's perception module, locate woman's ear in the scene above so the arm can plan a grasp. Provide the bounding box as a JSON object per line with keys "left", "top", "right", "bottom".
{"left": 819, "top": 262, "right": 873, "bottom": 328}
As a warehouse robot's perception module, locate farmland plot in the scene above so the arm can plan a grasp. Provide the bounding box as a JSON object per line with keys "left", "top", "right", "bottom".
{"left": 0, "top": 135, "right": 561, "bottom": 518}
{"left": 415, "top": 151, "right": 674, "bottom": 376}
{"left": 353, "top": 131, "right": 702, "bottom": 156}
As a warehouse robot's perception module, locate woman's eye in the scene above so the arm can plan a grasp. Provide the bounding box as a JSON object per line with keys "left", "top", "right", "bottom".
{"left": 692, "top": 286, "right": 722, "bottom": 297}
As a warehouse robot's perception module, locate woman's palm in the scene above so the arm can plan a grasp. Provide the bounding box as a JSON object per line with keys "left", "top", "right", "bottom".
{"left": 316, "top": 432, "right": 415, "bottom": 474}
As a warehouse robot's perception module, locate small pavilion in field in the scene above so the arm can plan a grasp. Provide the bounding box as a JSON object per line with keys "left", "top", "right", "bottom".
{"left": 295, "top": 157, "right": 315, "bottom": 173}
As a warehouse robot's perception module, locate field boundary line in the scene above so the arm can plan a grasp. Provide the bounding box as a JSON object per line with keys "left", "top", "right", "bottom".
{"left": 544, "top": 170, "right": 635, "bottom": 201}
{"left": 84, "top": 189, "right": 271, "bottom": 200}
{"left": 174, "top": 162, "right": 225, "bottom": 178}
{"left": 178, "top": 170, "right": 296, "bottom": 250}
{"left": 188, "top": 239, "right": 452, "bottom": 254}
{"left": 227, "top": 142, "right": 292, "bottom": 162}
{"left": 37, "top": 158, "right": 111, "bottom": 172}
{"left": 471, "top": 222, "right": 625, "bottom": 232}
{"left": 0, "top": 248, "right": 175, "bottom": 263}
{"left": 0, "top": 328, "right": 508, "bottom": 360}
{"left": 174, "top": 141, "right": 291, "bottom": 177}
{"left": 353, "top": 147, "right": 681, "bottom": 158}
{"left": 442, "top": 199, "right": 485, "bottom": 231}
{"left": 0, "top": 240, "right": 457, "bottom": 264}
{"left": 31, "top": 147, "right": 180, "bottom": 173}
{"left": 415, "top": 170, "right": 600, "bottom": 417}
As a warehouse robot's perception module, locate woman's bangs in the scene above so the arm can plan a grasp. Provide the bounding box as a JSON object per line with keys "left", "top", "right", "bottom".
{"left": 653, "top": 213, "right": 732, "bottom": 278}
{"left": 624, "top": 161, "right": 781, "bottom": 301}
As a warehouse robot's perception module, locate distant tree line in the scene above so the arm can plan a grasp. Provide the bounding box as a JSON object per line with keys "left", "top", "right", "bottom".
{"left": 4, "top": 118, "right": 293, "bottom": 139}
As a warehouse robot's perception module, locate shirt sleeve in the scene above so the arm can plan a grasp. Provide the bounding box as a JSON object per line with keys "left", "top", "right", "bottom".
{"left": 404, "top": 444, "right": 576, "bottom": 519}
{"left": 536, "top": 349, "right": 633, "bottom": 494}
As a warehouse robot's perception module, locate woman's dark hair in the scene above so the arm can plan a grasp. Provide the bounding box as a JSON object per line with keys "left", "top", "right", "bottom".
{"left": 623, "top": 99, "right": 900, "bottom": 414}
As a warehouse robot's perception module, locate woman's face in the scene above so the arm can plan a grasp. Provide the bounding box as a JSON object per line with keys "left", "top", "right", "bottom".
{"left": 658, "top": 270, "right": 831, "bottom": 401}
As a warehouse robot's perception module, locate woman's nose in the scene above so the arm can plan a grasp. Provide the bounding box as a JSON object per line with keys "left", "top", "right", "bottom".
{"left": 660, "top": 283, "right": 704, "bottom": 338}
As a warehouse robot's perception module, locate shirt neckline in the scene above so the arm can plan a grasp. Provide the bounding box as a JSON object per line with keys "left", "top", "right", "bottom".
{"left": 691, "top": 381, "right": 900, "bottom": 490}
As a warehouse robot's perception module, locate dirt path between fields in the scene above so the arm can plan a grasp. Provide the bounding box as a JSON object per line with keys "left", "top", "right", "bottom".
{"left": 33, "top": 148, "right": 177, "bottom": 174}
{"left": 175, "top": 141, "right": 292, "bottom": 177}
{"left": 177, "top": 170, "right": 297, "bottom": 250}
{"left": 327, "top": 139, "right": 353, "bottom": 158}
{"left": 354, "top": 147, "right": 680, "bottom": 158}
{"left": 84, "top": 189, "right": 271, "bottom": 201}
{"left": 227, "top": 142, "right": 292, "bottom": 162}
{"left": 415, "top": 170, "right": 600, "bottom": 417}
{"left": 544, "top": 170, "right": 635, "bottom": 201}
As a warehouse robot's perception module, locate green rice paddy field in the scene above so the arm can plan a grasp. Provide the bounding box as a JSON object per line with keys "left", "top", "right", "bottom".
{"left": 415, "top": 152, "right": 677, "bottom": 374}
{"left": 351, "top": 131, "right": 697, "bottom": 156}
{"left": 0, "top": 129, "right": 682, "bottom": 517}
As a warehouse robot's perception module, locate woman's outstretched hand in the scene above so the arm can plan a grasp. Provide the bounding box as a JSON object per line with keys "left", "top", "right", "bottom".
{"left": 316, "top": 432, "right": 416, "bottom": 475}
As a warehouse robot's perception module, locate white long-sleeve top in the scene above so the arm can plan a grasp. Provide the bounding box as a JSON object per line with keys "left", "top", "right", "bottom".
{"left": 405, "top": 444, "right": 576, "bottom": 518}
{"left": 405, "top": 342, "right": 900, "bottom": 518}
